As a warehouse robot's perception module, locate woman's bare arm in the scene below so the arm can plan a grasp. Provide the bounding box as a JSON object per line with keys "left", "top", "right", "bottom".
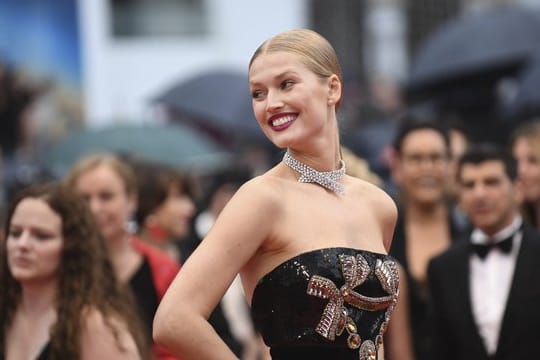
{"left": 153, "top": 179, "right": 280, "bottom": 359}
{"left": 363, "top": 181, "right": 398, "bottom": 253}
{"left": 80, "top": 309, "right": 141, "bottom": 360}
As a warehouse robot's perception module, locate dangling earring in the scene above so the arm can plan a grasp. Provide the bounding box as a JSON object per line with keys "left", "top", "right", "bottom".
{"left": 124, "top": 211, "right": 138, "bottom": 234}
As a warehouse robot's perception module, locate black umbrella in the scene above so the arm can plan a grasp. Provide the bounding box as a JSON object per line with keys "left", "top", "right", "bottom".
{"left": 40, "top": 123, "right": 234, "bottom": 177}
{"left": 154, "top": 69, "right": 268, "bottom": 145}
{"left": 500, "top": 51, "right": 540, "bottom": 122}
{"left": 406, "top": 5, "right": 540, "bottom": 103}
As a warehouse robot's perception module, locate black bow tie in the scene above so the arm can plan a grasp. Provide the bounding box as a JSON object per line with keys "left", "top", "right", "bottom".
{"left": 471, "top": 234, "right": 514, "bottom": 259}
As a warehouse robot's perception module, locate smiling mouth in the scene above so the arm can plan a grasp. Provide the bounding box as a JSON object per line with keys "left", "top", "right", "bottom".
{"left": 270, "top": 114, "right": 296, "bottom": 127}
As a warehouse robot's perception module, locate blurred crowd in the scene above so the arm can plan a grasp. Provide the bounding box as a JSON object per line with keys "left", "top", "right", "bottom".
{"left": 4, "top": 54, "right": 540, "bottom": 359}
{"left": 4, "top": 4, "right": 540, "bottom": 358}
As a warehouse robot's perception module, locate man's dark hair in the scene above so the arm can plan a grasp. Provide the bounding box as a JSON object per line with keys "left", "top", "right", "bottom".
{"left": 457, "top": 143, "right": 517, "bottom": 182}
{"left": 392, "top": 109, "right": 450, "bottom": 155}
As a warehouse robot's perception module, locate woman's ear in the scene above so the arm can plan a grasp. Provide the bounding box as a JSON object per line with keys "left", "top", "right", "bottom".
{"left": 327, "top": 74, "right": 341, "bottom": 106}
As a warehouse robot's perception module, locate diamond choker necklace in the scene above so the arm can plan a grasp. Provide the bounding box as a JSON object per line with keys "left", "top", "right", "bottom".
{"left": 283, "top": 150, "right": 346, "bottom": 195}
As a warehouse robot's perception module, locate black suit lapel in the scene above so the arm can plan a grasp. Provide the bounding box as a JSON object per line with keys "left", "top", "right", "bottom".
{"left": 454, "top": 247, "right": 474, "bottom": 327}
{"left": 496, "top": 227, "right": 537, "bottom": 356}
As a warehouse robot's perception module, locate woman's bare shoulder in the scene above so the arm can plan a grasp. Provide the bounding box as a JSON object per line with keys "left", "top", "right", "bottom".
{"left": 80, "top": 307, "right": 140, "bottom": 359}
{"left": 232, "top": 173, "right": 288, "bottom": 209}
{"left": 206, "top": 172, "right": 288, "bottom": 249}
{"left": 349, "top": 176, "right": 396, "bottom": 208}
{"left": 81, "top": 307, "right": 118, "bottom": 329}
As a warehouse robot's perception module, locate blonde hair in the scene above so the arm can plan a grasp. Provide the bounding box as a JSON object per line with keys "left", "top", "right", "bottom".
{"left": 511, "top": 120, "right": 540, "bottom": 227}
{"left": 65, "top": 153, "right": 137, "bottom": 197}
{"left": 512, "top": 120, "right": 540, "bottom": 161}
{"left": 249, "top": 29, "right": 343, "bottom": 107}
{"left": 341, "top": 147, "right": 382, "bottom": 186}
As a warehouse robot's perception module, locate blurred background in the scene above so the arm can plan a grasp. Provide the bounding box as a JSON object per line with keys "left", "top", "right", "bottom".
{"left": 3, "top": 0, "right": 540, "bottom": 200}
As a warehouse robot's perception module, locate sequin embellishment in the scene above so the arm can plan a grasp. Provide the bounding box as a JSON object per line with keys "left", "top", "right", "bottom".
{"left": 306, "top": 254, "right": 399, "bottom": 358}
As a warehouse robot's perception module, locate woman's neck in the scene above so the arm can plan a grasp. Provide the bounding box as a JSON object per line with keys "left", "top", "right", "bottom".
{"left": 106, "top": 232, "right": 142, "bottom": 282}
{"left": 141, "top": 223, "right": 168, "bottom": 244}
{"left": 405, "top": 200, "right": 448, "bottom": 222}
{"left": 287, "top": 117, "right": 341, "bottom": 171}
{"left": 287, "top": 144, "right": 341, "bottom": 172}
{"left": 20, "top": 280, "right": 58, "bottom": 316}
{"left": 106, "top": 231, "right": 134, "bottom": 256}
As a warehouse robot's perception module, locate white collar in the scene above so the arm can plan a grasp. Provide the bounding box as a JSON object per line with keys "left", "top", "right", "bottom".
{"left": 470, "top": 216, "right": 523, "bottom": 245}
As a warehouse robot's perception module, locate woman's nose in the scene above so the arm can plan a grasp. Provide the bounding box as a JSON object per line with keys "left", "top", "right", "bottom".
{"left": 184, "top": 198, "right": 196, "bottom": 217}
{"left": 266, "top": 91, "right": 284, "bottom": 113}
{"left": 15, "top": 231, "right": 32, "bottom": 248}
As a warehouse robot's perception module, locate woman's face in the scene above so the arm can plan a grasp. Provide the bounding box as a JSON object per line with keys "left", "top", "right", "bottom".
{"left": 395, "top": 129, "right": 450, "bottom": 206}
{"left": 73, "top": 164, "right": 135, "bottom": 241}
{"left": 513, "top": 136, "right": 540, "bottom": 203}
{"left": 7, "top": 198, "right": 63, "bottom": 285}
{"left": 151, "top": 186, "right": 195, "bottom": 239}
{"left": 249, "top": 51, "right": 335, "bottom": 149}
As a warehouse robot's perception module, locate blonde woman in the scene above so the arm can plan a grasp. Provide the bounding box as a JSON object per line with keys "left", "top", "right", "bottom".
{"left": 154, "top": 29, "right": 399, "bottom": 360}
{"left": 512, "top": 120, "right": 540, "bottom": 229}
{"left": 65, "top": 154, "right": 180, "bottom": 360}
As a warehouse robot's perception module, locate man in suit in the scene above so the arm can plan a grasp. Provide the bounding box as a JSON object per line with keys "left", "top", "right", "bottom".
{"left": 428, "top": 143, "right": 540, "bottom": 360}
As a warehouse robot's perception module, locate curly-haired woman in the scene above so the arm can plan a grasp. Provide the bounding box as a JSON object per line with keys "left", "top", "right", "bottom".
{"left": 0, "top": 182, "right": 147, "bottom": 359}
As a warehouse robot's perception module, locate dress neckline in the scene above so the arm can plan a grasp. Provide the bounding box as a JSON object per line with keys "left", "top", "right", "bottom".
{"left": 250, "top": 246, "right": 399, "bottom": 359}
{"left": 251, "top": 246, "right": 391, "bottom": 302}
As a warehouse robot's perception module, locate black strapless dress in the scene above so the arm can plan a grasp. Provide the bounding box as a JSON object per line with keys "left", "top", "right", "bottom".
{"left": 251, "top": 248, "right": 399, "bottom": 360}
